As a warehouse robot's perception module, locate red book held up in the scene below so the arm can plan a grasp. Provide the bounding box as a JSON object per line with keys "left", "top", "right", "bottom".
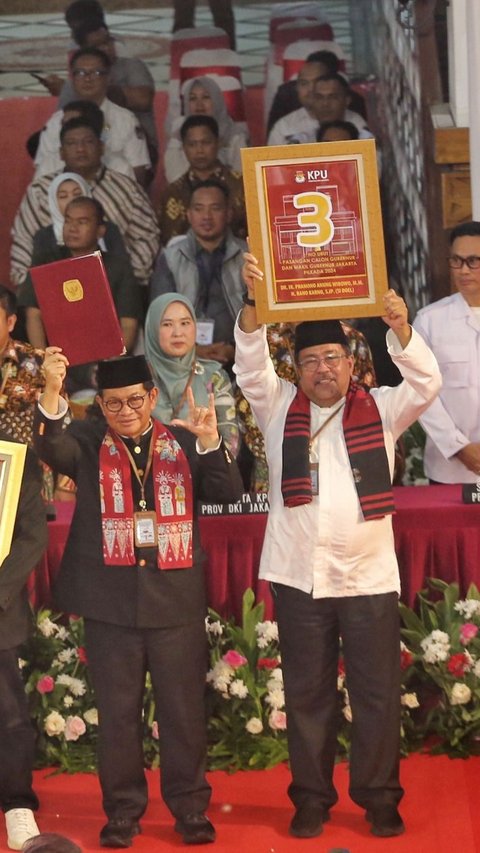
{"left": 30, "top": 251, "right": 125, "bottom": 366}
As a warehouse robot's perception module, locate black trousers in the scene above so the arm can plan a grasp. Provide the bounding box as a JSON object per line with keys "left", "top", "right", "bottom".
{"left": 273, "top": 585, "right": 404, "bottom": 813}
{"left": 172, "top": 0, "right": 236, "bottom": 48}
{"left": 0, "top": 647, "right": 39, "bottom": 813}
{"left": 84, "top": 618, "right": 211, "bottom": 822}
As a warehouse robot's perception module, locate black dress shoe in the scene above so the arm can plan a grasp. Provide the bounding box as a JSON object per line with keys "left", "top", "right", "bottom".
{"left": 100, "top": 818, "right": 141, "bottom": 848}
{"left": 289, "top": 804, "right": 330, "bottom": 838}
{"left": 174, "top": 813, "right": 216, "bottom": 844}
{"left": 366, "top": 805, "right": 405, "bottom": 837}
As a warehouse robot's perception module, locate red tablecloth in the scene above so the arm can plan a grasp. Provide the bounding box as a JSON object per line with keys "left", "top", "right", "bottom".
{"left": 391, "top": 484, "right": 480, "bottom": 605}
{"left": 31, "top": 485, "right": 480, "bottom": 622}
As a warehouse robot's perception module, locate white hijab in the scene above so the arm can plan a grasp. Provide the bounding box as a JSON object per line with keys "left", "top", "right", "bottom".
{"left": 47, "top": 172, "right": 91, "bottom": 243}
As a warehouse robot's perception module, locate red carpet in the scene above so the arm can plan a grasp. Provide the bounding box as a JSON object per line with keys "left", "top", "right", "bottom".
{"left": 1, "top": 755, "right": 479, "bottom": 852}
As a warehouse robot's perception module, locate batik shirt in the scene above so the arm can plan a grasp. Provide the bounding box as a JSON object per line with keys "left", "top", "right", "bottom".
{"left": 0, "top": 339, "right": 46, "bottom": 445}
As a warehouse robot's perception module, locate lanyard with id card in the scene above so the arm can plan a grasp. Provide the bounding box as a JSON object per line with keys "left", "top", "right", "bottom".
{"left": 121, "top": 434, "right": 158, "bottom": 548}
{"left": 309, "top": 401, "right": 345, "bottom": 495}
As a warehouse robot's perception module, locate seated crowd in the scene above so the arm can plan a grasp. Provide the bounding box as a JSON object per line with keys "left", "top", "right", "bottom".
{"left": 6, "top": 0, "right": 473, "bottom": 493}
{"left": 7, "top": 0, "right": 385, "bottom": 490}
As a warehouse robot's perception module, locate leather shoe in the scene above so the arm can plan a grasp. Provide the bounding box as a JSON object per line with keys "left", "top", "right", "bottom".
{"left": 289, "top": 804, "right": 330, "bottom": 838}
{"left": 366, "top": 805, "right": 405, "bottom": 837}
{"left": 100, "top": 818, "right": 141, "bottom": 848}
{"left": 174, "top": 813, "right": 216, "bottom": 844}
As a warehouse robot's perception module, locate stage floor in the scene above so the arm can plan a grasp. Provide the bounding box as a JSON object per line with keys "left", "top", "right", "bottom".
{"left": 1, "top": 755, "right": 478, "bottom": 852}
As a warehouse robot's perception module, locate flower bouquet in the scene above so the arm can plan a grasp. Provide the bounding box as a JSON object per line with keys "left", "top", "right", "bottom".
{"left": 399, "top": 579, "right": 480, "bottom": 756}
{"left": 206, "top": 588, "right": 289, "bottom": 771}
{"left": 22, "top": 611, "right": 98, "bottom": 773}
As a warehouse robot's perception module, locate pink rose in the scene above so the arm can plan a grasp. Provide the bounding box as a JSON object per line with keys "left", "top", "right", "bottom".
{"left": 222, "top": 650, "right": 247, "bottom": 669}
{"left": 460, "top": 623, "right": 479, "bottom": 645}
{"left": 64, "top": 715, "right": 86, "bottom": 742}
{"left": 268, "top": 710, "right": 287, "bottom": 731}
{"left": 151, "top": 721, "right": 159, "bottom": 740}
{"left": 36, "top": 675, "right": 55, "bottom": 694}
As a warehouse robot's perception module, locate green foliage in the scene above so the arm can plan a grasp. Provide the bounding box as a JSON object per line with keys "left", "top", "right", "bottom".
{"left": 21, "top": 584, "right": 480, "bottom": 774}
{"left": 402, "top": 421, "right": 427, "bottom": 484}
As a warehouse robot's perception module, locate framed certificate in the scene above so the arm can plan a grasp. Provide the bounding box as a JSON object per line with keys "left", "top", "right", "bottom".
{"left": 241, "top": 139, "right": 388, "bottom": 323}
{"left": 0, "top": 439, "right": 27, "bottom": 566}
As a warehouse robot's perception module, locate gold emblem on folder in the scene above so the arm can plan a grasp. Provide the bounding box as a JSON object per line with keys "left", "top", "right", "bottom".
{"left": 63, "top": 279, "right": 84, "bottom": 302}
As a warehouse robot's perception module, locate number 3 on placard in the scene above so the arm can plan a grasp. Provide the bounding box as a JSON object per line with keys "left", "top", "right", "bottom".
{"left": 293, "top": 191, "right": 334, "bottom": 248}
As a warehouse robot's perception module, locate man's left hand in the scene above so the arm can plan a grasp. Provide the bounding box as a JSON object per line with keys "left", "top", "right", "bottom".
{"left": 381, "top": 289, "right": 412, "bottom": 348}
{"left": 171, "top": 387, "right": 220, "bottom": 450}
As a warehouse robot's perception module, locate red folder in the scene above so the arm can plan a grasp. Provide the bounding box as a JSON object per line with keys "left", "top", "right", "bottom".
{"left": 30, "top": 251, "right": 125, "bottom": 366}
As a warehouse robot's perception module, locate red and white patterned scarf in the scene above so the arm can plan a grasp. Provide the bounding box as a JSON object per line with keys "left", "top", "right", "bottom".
{"left": 99, "top": 421, "right": 194, "bottom": 568}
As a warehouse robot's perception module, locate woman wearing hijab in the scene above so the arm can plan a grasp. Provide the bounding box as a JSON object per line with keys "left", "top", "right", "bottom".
{"left": 164, "top": 75, "right": 249, "bottom": 183}
{"left": 145, "top": 293, "right": 240, "bottom": 457}
{"left": 30, "top": 172, "right": 127, "bottom": 266}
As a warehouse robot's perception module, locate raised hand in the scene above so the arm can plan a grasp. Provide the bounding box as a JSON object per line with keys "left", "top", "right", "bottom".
{"left": 242, "top": 251, "right": 263, "bottom": 300}
{"left": 171, "top": 387, "right": 220, "bottom": 450}
{"left": 381, "top": 289, "right": 412, "bottom": 348}
{"left": 43, "top": 346, "right": 69, "bottom": 391}
{"left": 41, "top": 347, "right": 69, "bottom": 415}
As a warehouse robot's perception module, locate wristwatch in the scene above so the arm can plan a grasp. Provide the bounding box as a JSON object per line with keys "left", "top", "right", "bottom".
{"left": 242, "top": 293, "right": 256, "bottom": 306}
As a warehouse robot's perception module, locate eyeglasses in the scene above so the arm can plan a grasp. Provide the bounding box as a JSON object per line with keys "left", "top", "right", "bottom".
{"left": 448, "top": 255, "right": 480, "bottom": 270}
{"left": 103, "top": 393, "right": 148, "bottom": 413}
{"left": 72, "top": 68, "right": 108, "bottom": 79}
{"left": 297, "top": 354, "right": 347, "bottom": 372}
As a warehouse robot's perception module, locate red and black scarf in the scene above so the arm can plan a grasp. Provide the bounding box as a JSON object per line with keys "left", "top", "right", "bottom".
{"left": 281, "top": 385, "right": 395, "bottom": 520}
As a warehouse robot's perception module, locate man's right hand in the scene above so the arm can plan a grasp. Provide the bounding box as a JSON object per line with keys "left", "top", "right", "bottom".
{"left": 239, "top": 252, "right": 263, "bottom": 334}
{"left": 42, "top": 347, "right": 69, "bottom": 408}
{"left": 242, "top": 251, "right": 263, "bottom": 299}
{"left": 455, "top": 442, "right": 480, "bottom": 475}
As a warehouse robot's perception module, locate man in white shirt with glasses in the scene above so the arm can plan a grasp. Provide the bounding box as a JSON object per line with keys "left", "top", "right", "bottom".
{"left": 34, "top": 47, "right": 150, "bottom": 186}
{"left": 414, "top": 221, "right": 480, "bottom": 483}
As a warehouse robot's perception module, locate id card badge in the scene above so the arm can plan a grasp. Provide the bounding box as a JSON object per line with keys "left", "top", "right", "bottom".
{"left": 196, "top": 319, "right": 215, "bottom": 346}
{"left": 134, "top": 511, "right": 158, "bottom": 547}
{"left": 309, "top": 462, "right": 319, "bottom": 495}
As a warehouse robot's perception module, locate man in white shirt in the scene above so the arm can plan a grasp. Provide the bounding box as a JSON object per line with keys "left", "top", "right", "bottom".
{"left": 268, "top": 68, "right": 367, "bottom": 147}
{"left": 34, "top": 47, "right": 151, "bottom": 186}
{"left": 267, "top": 56, "right": 334, "bottom": 146}
{"left": 312, "top": 73, "right": 368, "bottom": 135}
{"left": 414, "top": 220, "right": 480, "bottom": 482}
{"left": 234, "top": 256, "right": 441, "bottom": 840}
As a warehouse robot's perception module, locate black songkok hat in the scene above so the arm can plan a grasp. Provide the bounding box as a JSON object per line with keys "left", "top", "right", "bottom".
{"left": 97, "top": 355, "right": 152, "bottom": 390}
{"left": 294, "top": 320, "right": 348, "bottom": 357}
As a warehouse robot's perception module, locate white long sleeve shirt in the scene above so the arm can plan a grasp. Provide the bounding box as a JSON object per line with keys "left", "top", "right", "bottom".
{"left": 267, "top": 106, "right": 367, "bottom": 146}
{"left": 413, "top": 292, "right": 480, "bottom": 483}
{"left": 234, "top": 323, "right": 441, "bottom": 598}
{"left": 34, "top": 98, "right": 150, "bottom": 180}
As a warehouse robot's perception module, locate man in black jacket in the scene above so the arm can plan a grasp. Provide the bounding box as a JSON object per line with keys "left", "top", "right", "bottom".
{"left": 0, "top": 436, "right": 48, "bottom": 850}
{"left": 34, "top": 350, "right": 243, "bottom": 848}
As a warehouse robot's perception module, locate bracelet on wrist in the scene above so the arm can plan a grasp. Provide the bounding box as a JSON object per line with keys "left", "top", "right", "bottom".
{"left": 243, "top": 293, "right": 256, "bottom": 306}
